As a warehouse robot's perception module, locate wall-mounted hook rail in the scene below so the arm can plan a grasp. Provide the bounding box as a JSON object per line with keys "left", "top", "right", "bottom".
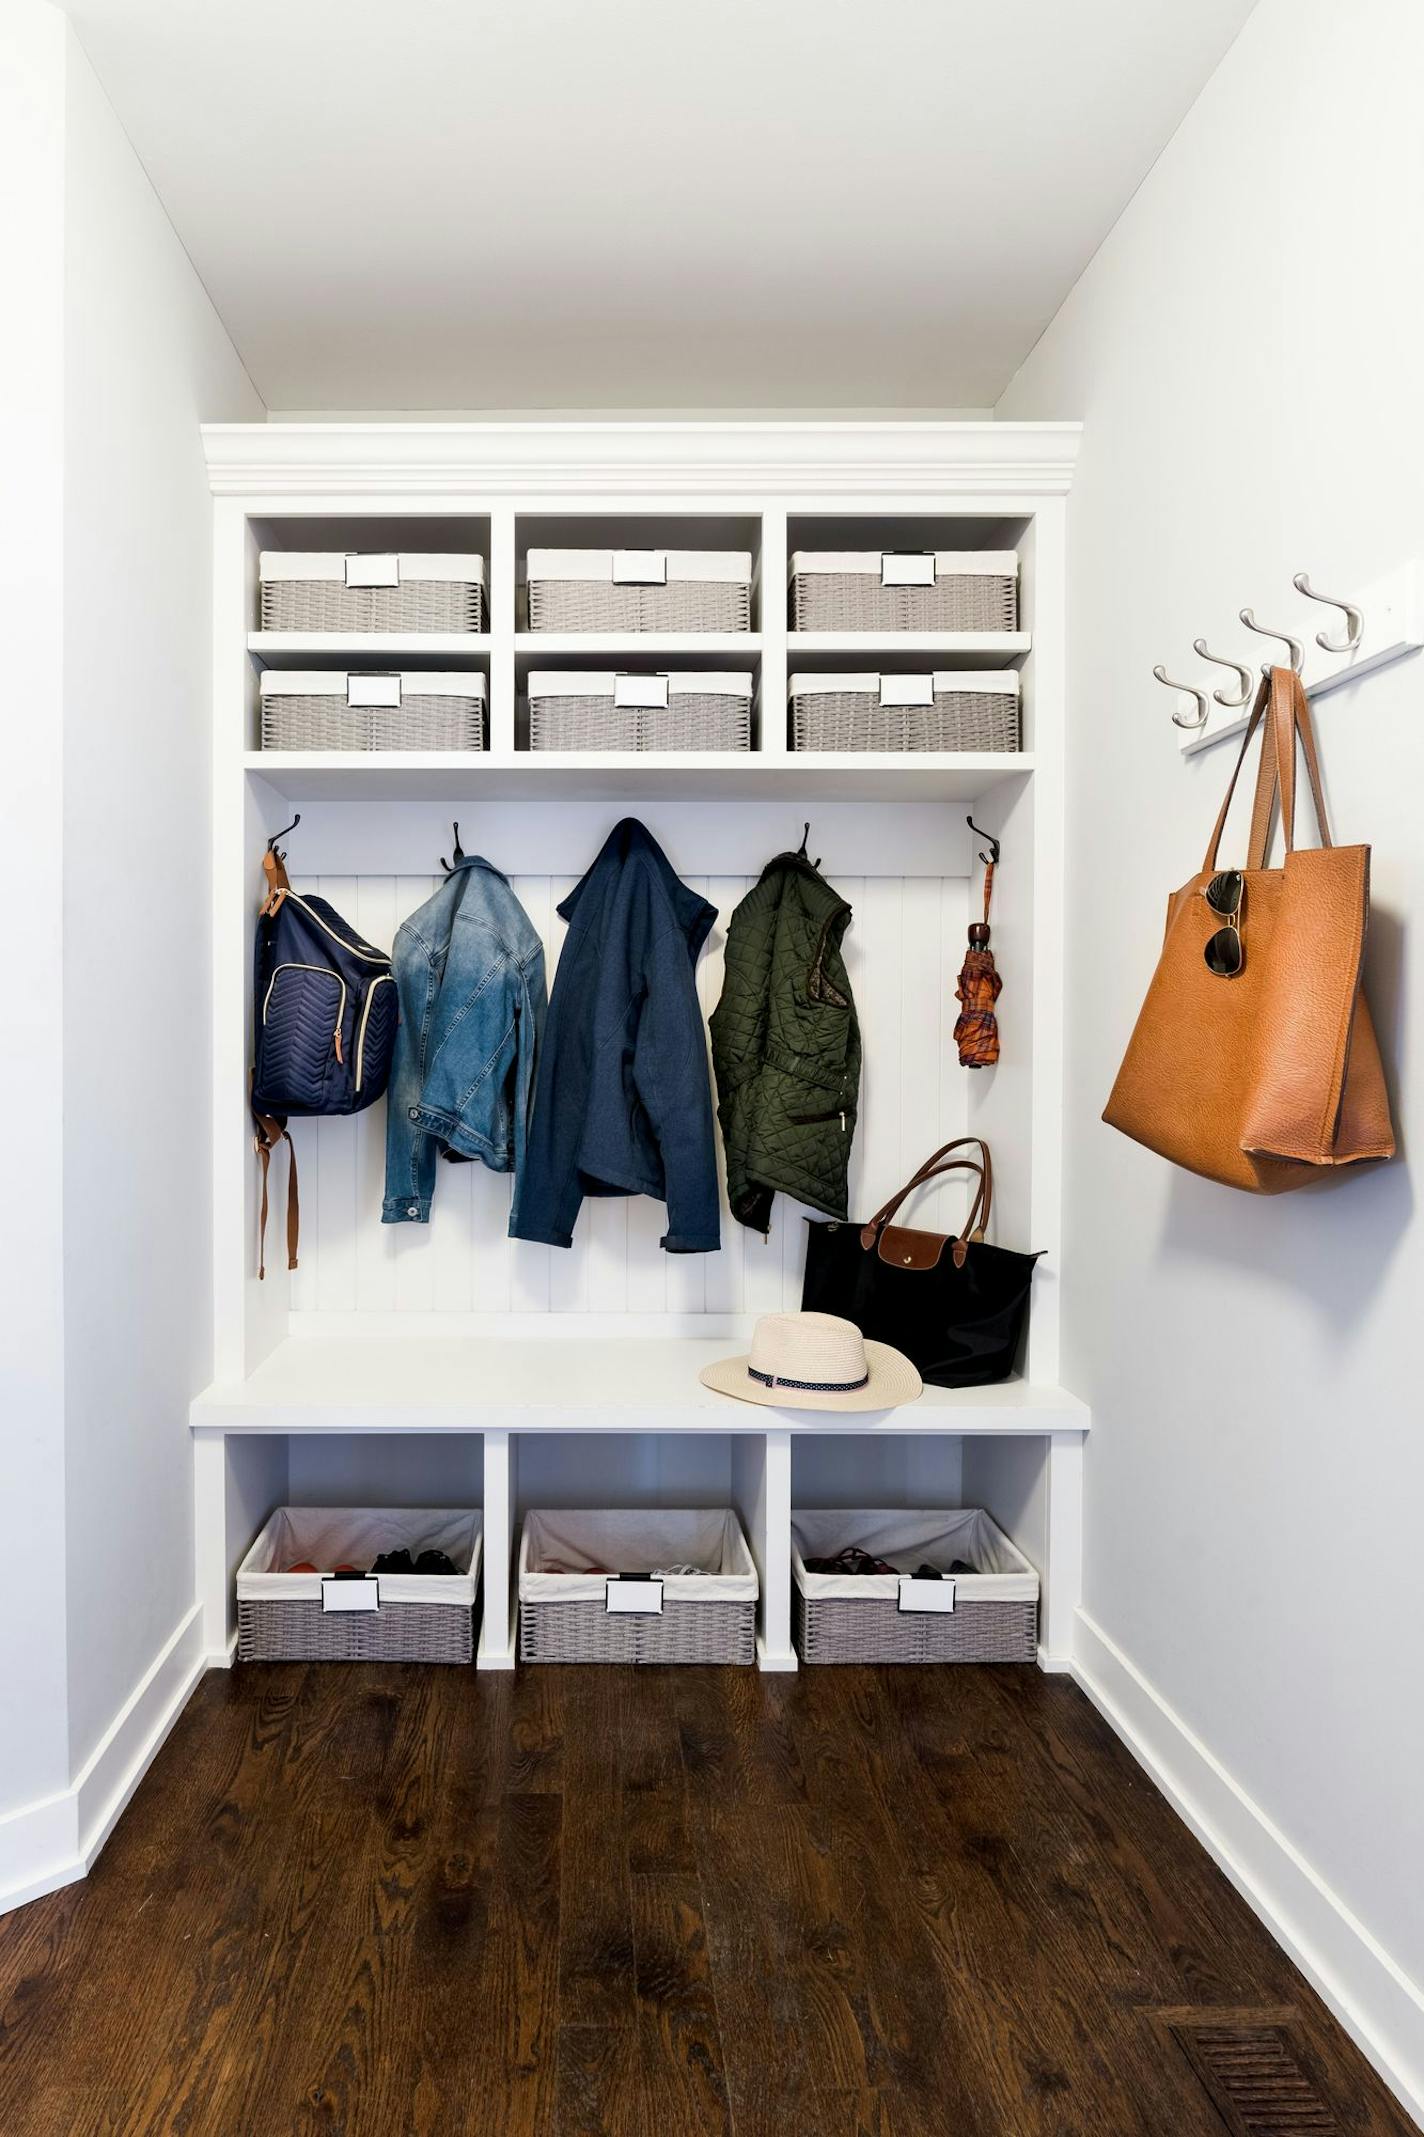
{"left": 1180, "top": 559, "right": 1424, "bottom": 755}
{"left": 1191, "top": 640, "right": 1254, "bottom": 709}
{"left": 1153, "top": 664, "right": 1209, "bottom": 730}
{"left": 1292, "top": 572, "right": 1364, "bottom": 654}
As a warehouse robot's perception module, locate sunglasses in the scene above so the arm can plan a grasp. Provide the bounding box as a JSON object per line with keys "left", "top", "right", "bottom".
{"left": 1202, "top": 869, "right": 1245, "bottom": 977}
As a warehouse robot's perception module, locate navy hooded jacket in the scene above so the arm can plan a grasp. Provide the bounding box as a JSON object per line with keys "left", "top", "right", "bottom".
{"left": 510, "top": 819, "right": 720, "bottom": 1253}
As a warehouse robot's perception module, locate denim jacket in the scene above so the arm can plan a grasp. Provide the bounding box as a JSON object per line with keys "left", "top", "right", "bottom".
{"left": 382, "top": 858, "right": 546, "bottom": 1224}
{"left": 510, "top": 819, "right": 719, "bottom": 1254}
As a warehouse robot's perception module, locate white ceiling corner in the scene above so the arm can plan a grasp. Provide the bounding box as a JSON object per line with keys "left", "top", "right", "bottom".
{"left": 63, "top": 0, "right": 1257, "bottom": 413}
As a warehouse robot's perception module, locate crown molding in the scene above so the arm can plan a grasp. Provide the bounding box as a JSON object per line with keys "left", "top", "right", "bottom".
{"left": 201, "top": 419, "right": 1081, "bottom": 498}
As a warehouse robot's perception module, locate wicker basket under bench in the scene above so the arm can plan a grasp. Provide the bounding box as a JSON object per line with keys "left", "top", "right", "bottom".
{"left": 260, "top": 670, "right": 487, "bottom": 751}
{"left": 260, "top": 552, "right": 487, "bottom": 633}
{"left": 518, "top": 1509, "right": 758, "bottom": 1664}
{"left": 237, "top": 1507, "right": 482, "bottom": 1663}
{"left": 790, "top": 550, "right": 1018, "bottom": 633}
{"left": 790, "top": 670, "right": 1020, "bottom": 753}
{"left": 526, "top": 548, "right": 753, "bottom": 633}
{"left": 792, "top": 1509, "right": 1038, "bottom": 1664}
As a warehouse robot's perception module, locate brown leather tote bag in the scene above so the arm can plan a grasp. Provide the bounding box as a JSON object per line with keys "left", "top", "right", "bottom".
{"left": 1104, "top": 665, "right": 1394, "bottom": 1192}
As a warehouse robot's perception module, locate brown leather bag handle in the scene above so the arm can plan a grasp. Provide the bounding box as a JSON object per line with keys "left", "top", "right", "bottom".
{"left": 1207, "top": 667, "right": 1334, "bottom": 875}
{"left": 254, "top": 1111, "right": 299, "bottom": 1280}
{"left": 860, "top": 1137, "right": 994, "bottom": 1250}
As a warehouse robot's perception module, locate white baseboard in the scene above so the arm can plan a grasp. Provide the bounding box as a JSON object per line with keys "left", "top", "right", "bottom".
{"left": 0, "top": 1603, "right": 206, "bottom": 1920}
{"left": 1072, "top": 1608, "right": 1424, "bottom": 2130}
{"left": 0, "top": 1791, "right": 85, "bottom": 1915}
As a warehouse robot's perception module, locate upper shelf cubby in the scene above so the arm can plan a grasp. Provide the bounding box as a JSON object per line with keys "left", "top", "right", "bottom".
{"left": 246, "top": 513, "right": 492, "bottom": 667}
{"left": 515, "top": 511, "right": 762, "bottom": 634}
{"left": 785, "top": 511, "right": 1031, "bottom": 648}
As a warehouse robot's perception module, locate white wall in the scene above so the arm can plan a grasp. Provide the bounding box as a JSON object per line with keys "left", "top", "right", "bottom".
{"left": 998, "top": 0, "right": 1424, "bottom": 2110}
{"left": 59, "top": 22, "right": 262, "bottom": 1774}
{"left": 0, "top": 0, "right": 71, "bottom": 1851}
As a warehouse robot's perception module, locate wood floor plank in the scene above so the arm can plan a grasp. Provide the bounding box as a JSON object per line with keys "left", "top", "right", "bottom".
{"left": 630, "top": 1873, "right": 731, "bottom": 2135}
{"left": 559, "top": 1668, "right": 636, "bottom": 2029}
{"left": 0, "top": 1661, "right": 1410, "bottom": 2137}
{"left": 464, "top": 1788, "right": 563, "bottom": 2136}
{"left": 557, "top": 2022, "right": 647, "bottom": 2137}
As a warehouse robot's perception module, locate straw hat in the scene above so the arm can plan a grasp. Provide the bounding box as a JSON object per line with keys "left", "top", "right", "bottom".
{"left": 699, "top": 1312, "right": 922, "bottom": 1412}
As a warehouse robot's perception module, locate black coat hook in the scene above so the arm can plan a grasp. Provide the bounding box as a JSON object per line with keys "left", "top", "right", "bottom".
{"left": 966, "top": 816, "right": 1001, "bottom": 868}
{"left": 267, "top": 812, "right": 301, "bottom": 857}
{"left": 793, "top": 820, "right": 822, "bottom": 869}
{"left": 439, "top": 821, "right": 466, "bottom": 874}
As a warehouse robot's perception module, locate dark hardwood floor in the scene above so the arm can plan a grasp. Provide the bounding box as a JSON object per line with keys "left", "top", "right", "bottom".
{"left": 0, "top": 1661, "right": 1412, "bottom": 2136}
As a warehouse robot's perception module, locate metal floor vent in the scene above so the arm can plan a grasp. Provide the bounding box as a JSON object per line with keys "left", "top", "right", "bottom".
{"left": 1171, "top": 2024, "right": 1345, "bottom": 2135}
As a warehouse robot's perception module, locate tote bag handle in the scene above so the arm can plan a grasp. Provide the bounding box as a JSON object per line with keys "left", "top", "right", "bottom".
{"left": 860, "top": 1137, "right": 994, "bottom": 1253}
{"left": 1205, "top": 666, "right": 1333, "bottom": 874}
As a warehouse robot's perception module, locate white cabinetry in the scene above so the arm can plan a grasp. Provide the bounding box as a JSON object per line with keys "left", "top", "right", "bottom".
{"left": 192, "top": 421, "right": 1085, "bottom": 1673}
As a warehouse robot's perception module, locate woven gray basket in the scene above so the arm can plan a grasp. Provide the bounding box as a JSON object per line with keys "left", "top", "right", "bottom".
{"left": 527, "top": 580, "right": 751, "bottom": 633}
{"left": 528, "top": 687, "right": 751, "bottom": 753}
{"left": 794, "top": 1588, "right": 1036, "bottom": 1666}
{"left": 238, "top": 1596, "right": 476, "bottom": 1665}
{"left": 519, "top": 1597, "right": 755, "bottom": 1665}
{"left": 791, "top": 571, "right": 1015, "bottom": 634}
{"left": 261, "top": 691, "right": 485, "bottom": 752}
{"left": 791, "top": 683, "right": 1020, "bottom": 754}
{"left": 261, "top": 578, "right": 485, "bottom": 633}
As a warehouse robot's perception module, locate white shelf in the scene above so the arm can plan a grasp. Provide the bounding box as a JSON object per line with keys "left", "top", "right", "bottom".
{"left": 788, "top": 631, "right": 1030, "bottom": 665}
{"left": 249, "top": 631, "right": 490, "bottom": 665}
{"left": 190, "top": 1334, "right": 1089, "bottom": 1437}
{"left": 242, "top": 748, "right": 1035, "bottom": 802}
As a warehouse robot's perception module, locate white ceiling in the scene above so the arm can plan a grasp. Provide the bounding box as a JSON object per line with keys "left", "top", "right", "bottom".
{"left": 64, "top": 0, "right": 1256, "bottom": 413}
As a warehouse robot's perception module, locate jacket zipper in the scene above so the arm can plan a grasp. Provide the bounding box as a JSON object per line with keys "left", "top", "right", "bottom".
{"left": 262, "top": 962, "right": 348, "bottom": 1064}
{"left": 788, "top": 1105, "right": 849, "bottom": 1131}
{"left": 355, "top": 974, "right": 394, "bottom": 1094}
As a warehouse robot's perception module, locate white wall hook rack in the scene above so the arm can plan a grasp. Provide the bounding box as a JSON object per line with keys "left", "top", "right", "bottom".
{"left": 1176, "top": 558, "right": 1424, "bottom": 755}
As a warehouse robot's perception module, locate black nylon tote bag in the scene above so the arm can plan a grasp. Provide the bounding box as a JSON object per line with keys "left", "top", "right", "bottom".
{"left": 800, "top": 1138, "right": 1040, "bottom": 1388}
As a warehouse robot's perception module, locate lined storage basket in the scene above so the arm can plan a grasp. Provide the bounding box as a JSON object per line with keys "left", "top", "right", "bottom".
{"left": 527, "top": 671, "right": 753, "bottom": 753}
{"left": 526, "top": 549, "right": 753, "bottom": 633}
{"left": 792, "top": 1510, "right": 1038, "bottom": 1664}
{"left": 790, "top": 670, "right": 1020, "bottom": 753}
{"left": 237, "top": 1507, "right": 482, "bottom": 1663}
{"left": 260, "top": 671, "right": 487, "bottom": 752}
{"left": 519, "top": 1509, "right": 758, "bottom": 1664}
{"left": 790, "top": 551, "right": 1017, "bottom": 633}
{"left": 259, "top": 553, "right": 486, "bottom": 633}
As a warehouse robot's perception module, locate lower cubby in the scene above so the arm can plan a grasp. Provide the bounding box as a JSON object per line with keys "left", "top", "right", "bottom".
{"left": 195, "top": 1414, "right": 1083, "bottom": 1675}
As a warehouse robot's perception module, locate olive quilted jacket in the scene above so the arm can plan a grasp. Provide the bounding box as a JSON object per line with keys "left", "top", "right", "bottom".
{"left": 709, "top": 852, "right": 860, "bottom": 1233}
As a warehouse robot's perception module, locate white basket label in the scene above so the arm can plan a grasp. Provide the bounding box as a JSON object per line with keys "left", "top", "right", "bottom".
{"left": 881, "top": 552, "right": 937, "bottom": 588}
{"left": 344, "top": 553, "right": 401, "bottom": 588}
{"left": 614, "top": 675, "right": 670, "bottom": 710}
{"left": 347, "top": 674, "right": 403, "bottom": 709}
{"left": 321, "top": 1575, "right": 380, "bottom": 1613}
{"left": 897, "top": 1575, "right": 956, "bottom": 1614}
{"left": 612, "top": 550, "right": 668, "bottom": 586}
{"left": 879, "top": 674, "right": 936, "bottom": 708}
{"left": 605, "top": 1576, "right": 665, "bottom": 1615}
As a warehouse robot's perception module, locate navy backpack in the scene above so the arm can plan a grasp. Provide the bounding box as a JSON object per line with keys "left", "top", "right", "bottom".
{"left": 251, "top": 836, "right": 397, "bottom": 1276}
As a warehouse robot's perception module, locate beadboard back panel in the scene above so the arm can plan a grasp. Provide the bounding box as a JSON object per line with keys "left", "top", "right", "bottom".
{"left": 287, "top": 871, "right": 973, "bottom": 1327}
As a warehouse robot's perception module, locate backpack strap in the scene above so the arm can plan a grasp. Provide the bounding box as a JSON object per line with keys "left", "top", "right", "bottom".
{"left": 253, "top": 1111, "right": 299, "bottom": 1279}
{"left": 260, "top": 845, "right": 291, "bottom": 919}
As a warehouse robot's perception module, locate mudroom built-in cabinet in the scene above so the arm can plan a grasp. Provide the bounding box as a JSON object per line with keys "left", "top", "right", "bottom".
{"left": 191, "top": 422, "right": 1086, "bottom": 1672}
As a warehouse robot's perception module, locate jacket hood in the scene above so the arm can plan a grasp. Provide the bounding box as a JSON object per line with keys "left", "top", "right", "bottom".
{"left": 758, "top": 849, "right": 851, "bottom": 922}
{"left": 558, "top": 817, "right": 716, "bottom": 953}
